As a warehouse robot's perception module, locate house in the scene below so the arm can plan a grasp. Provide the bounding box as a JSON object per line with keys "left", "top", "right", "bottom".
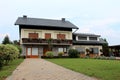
{"left": 72, "top": 33, "right": 106, "bottom": 57}
{"left": 109, "top": 45, "right": 120, "bottom": 57}
{"left": 15, "top": 16, "right": 78, "bottom": 58}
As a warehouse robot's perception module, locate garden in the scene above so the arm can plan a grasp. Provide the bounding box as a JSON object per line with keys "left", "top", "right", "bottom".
{"left": 47, "top": 58, "right": 120, "bottom": 80}
{"left": 0, "top": 35, "right": 24, "bottom": 80}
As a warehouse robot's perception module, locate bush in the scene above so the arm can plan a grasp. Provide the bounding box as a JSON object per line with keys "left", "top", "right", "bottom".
{"left": 0, "top": 53, "right": 4, "bottom": 69}
{"left": 58, "top": 52, "right": 64, "bottom": 57}
{"left": 68, "top": 49, "right": 79, "bottom": 58}
{"left": 0, "top": 44, "right": 19, "bottom": 66}
{"left": 45, "top": 51, "right": 54, "bottom": 58}
{"left": 108, "top": 56, "right": 116, "bottom": 60}
{"left": 94, "top": 56, "right": 106, "bottom": 60}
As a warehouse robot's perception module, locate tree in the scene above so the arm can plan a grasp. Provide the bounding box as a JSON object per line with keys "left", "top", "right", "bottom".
{"left": 13, "top": 40, "right": 19, "bottom": 45}
{"left": 102, "top": 38, "right": 109, "bottom": 56}
{"left": 47, "top": 38, "right": 53, "bottom": 51}
{"left": 2, "top": 35, "right": 12, "bottom": 44}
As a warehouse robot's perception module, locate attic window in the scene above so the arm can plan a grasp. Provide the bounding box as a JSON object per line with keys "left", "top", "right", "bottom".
{"left": 89, "top": 37, "right": 97, "bottom": 40}
{"left": 78, "top": 36, "right": 87, "bottom": 40}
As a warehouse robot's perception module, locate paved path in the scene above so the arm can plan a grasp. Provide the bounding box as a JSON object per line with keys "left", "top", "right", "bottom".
{"left": 6, "top": 59, "right": 98, "bottom": 80}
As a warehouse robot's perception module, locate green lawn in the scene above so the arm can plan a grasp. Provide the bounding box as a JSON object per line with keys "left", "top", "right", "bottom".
{"left": 46, "top": 58, "right": 120, "bottom": 80}
{"left": 0, "top": 59, "right": 24, "bottom": 80}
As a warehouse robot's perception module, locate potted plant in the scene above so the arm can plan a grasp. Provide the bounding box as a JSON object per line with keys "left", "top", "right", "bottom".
{"left": 80, "top": 51, "right": 85, "bottom": 58}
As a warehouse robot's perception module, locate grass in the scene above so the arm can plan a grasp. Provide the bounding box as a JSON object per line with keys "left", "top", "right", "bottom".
{"left": 46, "top": 58, "right": 120, "bottom": 80}
{"left": 0, "top": 59, "right": 24, "bottom": 80}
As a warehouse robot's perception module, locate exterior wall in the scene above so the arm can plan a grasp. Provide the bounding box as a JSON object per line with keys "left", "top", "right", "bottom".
{"left": 52, "top": 47, "right": 58, "bottom": 56}
{"left": 20, "top": 29, "right": 72, "bottom": 44}
{"left": 38, "top": 47, "right": 43, "bottom": 57}
{"left": 52, "top": 46, "right": 70, "bottom": 56}
{"left": 21, "top": 45, "right": 43, "bottom": 58}
{"left": 72, "top": 45, "right": 102, "bottom": 56}
{"left": 21, "top": 45, "right": 26, "bottom": 56}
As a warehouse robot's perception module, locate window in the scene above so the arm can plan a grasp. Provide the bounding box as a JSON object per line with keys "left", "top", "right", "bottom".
{"left": 58, "top": 48, "right": 63, "bottom": 52}
{"left": 27, "top": 48, "right": 31, "bottom": 55}
{"left": 76, "top": 47, "right": 85, "bottom": 53}
{"left": 58, "top": 47, "right": 67, "bottom": 52}
{"left": 29, "top": 33, "right": 38, "bottom": 39}
{"left": 89, "top": 48, "right": 99, "bottom": 54}
{"left": 78, "top": 36, "right": 87, "bottom": 40}
{"left": 89, "top": 37, "right": 97, "bottom": 40}
{"left": 57, "top": 34, "right": 66, "bottom": 40}
{"left": 45, "top": 33, "right": 51, "bottom": 39}
{"left": 32, "top": 48, "right": 38, "bottom": 55}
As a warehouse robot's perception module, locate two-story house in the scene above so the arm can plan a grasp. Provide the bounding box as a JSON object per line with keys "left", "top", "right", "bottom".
{"left": 72, "top": 33, "right": 106, "bottom": 57}
{"left": 15, "top": 16, "right": 78, "bottom": 58}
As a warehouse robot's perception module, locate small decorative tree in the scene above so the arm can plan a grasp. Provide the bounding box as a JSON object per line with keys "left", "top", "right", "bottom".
{"left": 45, "top": 51, "right": 54, "bottom": 58}
{"left": 68, "top": 49, "right": 79, "bottom": 58}
{"left": 100, "top": 49, "right": 103, "bottom": 56}
{"left": 86, "top": 48, "right": 90, "bottom": 56}
{"left": 58, "top": 52, "right": 64, "bottom": 57}
{"left": 47, "top": 38, "right": 53, "bottom": 51}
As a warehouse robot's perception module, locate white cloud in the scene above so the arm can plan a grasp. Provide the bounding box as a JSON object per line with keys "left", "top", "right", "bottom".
{"left": 0, "top": 33, "right": 10, "bottom": 39}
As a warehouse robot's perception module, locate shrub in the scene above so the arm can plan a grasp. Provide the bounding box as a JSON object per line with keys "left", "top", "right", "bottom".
{"left": 0, "top": 53, "right": 4, "bottom": 69}
{"left": 108, "top": 56, "right": 116, "bottom": 60}
{"left": 58, "top": 52, "right": 64, "bottom": 57}
{"left": 0, "top": 44, "right": 19, "bottom": 65}
{"left": 68, "top": 49, "right": 79, "bottom": 58}
{"left": 45, "top": 51, "right": 54, "bottom": 58}
{"left": 94, "top": 56, "right": 106, "bottom": 60}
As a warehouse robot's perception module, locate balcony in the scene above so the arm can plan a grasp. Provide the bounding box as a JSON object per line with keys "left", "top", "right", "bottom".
{"left": 22, "top": 38, "right": 72, "bottom": 45}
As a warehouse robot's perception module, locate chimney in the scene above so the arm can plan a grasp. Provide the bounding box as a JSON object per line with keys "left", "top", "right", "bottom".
{"left": 23, "top": 15, "right": 27, "bottom": 18}
{"left": 62, "top": 18, "right": 65, "bottom": 22}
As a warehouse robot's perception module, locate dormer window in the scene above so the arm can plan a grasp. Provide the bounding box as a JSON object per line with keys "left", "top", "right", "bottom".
{"left": 78, "top": 36, "right": 87, "bottom": 40}
{"left": 89, "top": 37, "right": 97, "bottom": 41}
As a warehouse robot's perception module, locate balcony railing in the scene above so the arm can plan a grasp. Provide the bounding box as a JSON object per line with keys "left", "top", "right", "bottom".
{"left": 22, "top": 38, "right": 72, "bottom": 45}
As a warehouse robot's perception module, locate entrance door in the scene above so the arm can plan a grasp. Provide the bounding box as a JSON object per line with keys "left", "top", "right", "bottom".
{"left": 26, "top": 47, "right": 39, "bottom": 58}
{"left": 43, "top": 48, "right": 48, "bottom": 56}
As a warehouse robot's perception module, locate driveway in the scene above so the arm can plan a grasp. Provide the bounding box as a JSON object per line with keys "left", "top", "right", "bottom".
{"left": 6, "top": 59, "right": 98, "bottom": 80}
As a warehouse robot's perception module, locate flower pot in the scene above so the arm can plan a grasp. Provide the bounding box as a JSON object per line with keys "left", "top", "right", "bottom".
{"left": 80, "top": 54, "right": 86, "bottom": 58}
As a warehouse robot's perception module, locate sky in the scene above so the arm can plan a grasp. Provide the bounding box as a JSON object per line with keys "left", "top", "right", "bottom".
{"left": 0, "top": 0, "right": 120, "bottom": 45}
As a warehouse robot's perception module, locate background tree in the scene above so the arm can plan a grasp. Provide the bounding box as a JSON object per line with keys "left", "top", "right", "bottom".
{"left": 13, "top": 40, "right": 19, "bottom": 45}
{"left": 2, "top": 35, "right": 12, "bottom": 44}
{"left": 102, "top": 38, "right": 109, "bottom": 56}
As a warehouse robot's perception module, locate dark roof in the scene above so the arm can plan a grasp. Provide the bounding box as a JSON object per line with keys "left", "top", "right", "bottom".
{"left": 73, "top": 38, "right": 106, "bottom": 45}
{"left": 73, "top": 33, "right": 100, "bottom": 37}
{"left": 15, "top": 17, "right": 79, "bottom": 29}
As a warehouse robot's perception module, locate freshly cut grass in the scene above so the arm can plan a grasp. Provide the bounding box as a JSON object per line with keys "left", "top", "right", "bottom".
{"left": 0, "top": 59, "right": 24, "bottom": 80}
{"left": 47, "top": 58, "right": 120, "bottom": 80}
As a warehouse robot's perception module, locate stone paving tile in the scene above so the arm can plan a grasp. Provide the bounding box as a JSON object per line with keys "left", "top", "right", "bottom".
{"left": 6, "top": 59, "right": 98, "bottom": 80}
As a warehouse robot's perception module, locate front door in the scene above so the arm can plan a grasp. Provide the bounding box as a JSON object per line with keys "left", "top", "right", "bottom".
{"left": 26, "top": 47, "right": 39, "bottom": 58}
{"left": 43, "top": 47, "right": 48, "bottom": 56}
